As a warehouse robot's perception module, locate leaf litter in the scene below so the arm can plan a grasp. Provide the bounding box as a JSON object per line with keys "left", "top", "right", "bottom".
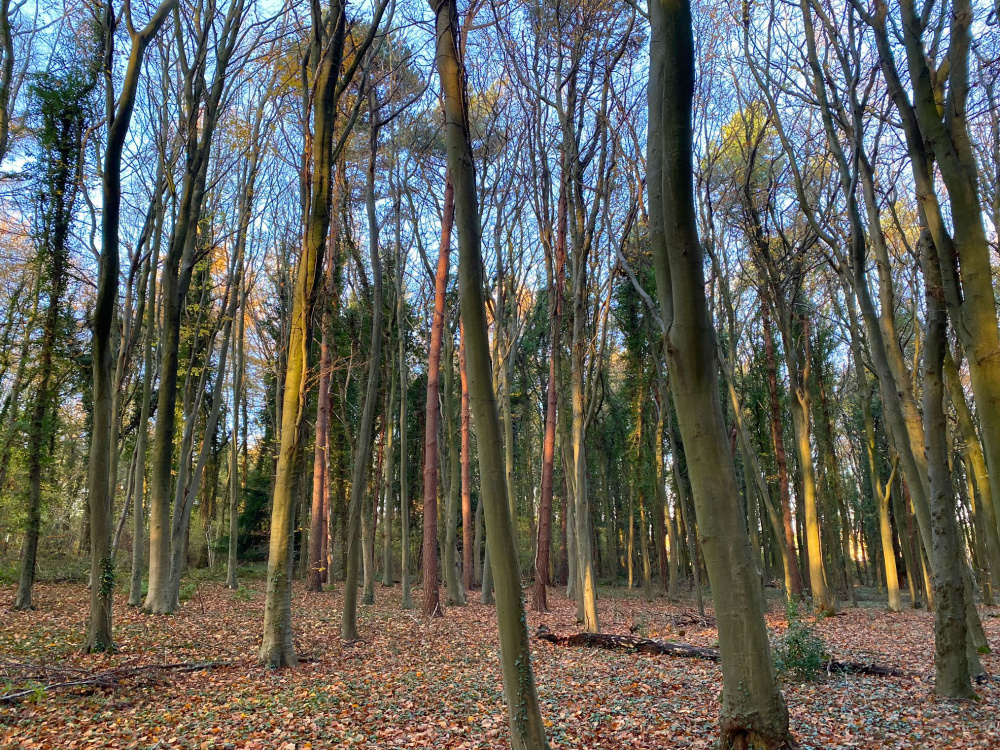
{"left": 1, "top": 582, "right": 998, "bottom": 748}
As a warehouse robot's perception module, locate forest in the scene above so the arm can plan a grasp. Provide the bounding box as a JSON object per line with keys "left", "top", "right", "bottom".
{"left": 0, "top": 0, "right": 999, "bottom": 747}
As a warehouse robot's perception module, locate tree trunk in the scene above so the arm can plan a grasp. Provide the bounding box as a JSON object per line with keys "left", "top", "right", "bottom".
{"left": 362, "top": 422, "right": 381, "bottom": 605}
{"left": 780, "top": 317, "right": 833, "bottom": 615}
{"left": 762, "top": 308, "right": 801, "bottom": 598}
{"left": 878, "top": 459, "right": 902, "bottom": 612}
{"left": 227, "top": 264, "right": 245, "bottom": 591}
{"left": 431, "top": 1, "right": 549, "bottom": 745}
{"left": 132, "top": 204, "right": 162, "bottom": 604}
{"left": 382, "top": 335, "right": 398, "bottom": 587}
{"left": 922, "top": 230, "right": 975, "bottom": 699}
{"left": 145, "top": 5, "right": 242, "bottom": 613}
{"left": 570, "top": 269, "right": 599, "bottom": 632}
{"left": 341, "top": 84, "right": 385, "bottom": 639}
{"left": 648, "top": 1, "right": 790, "bottom": 744}
{"left": 421, "top": 176, "right": 453, "bottom": 618}
{"left": 444, "top": 321, "right": 465, "bottom": 605}
{"left": 473, "top": 486, "right": 484, "bottom": 586}
{"left": 460, "top": 323, "right": 473, "bottom": 593}
{"left": 167, "top": 267, "right": 238, "bottom": 607}
{"left": 397, "top": 203, "right": 413, "bottom": 610}
{"left": 90, "top": 0, "right": 175, "bottom": 649}
{"left": 260, "top": 0, "right": 349, "bottom": 666}
{"left": 533, "top": 184, "right": 565, "bottom": 611}
{"left": 308, "top": 289, "right": 334, "bottom": 590}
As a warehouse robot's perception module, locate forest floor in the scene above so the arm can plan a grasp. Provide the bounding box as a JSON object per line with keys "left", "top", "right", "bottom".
{"left": 2, "top": 575, "right": 999, "bottom": 749}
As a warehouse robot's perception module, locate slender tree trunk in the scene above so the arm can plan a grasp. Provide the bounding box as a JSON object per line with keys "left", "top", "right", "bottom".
{"left": 648, "top": 1, "right": 790, "bottom": 744}
{"left": 763, "top": 308, "right": 801, "bottom": 598}
{"left": 145, "top": 47, "right": 234, "bottom": 614}
{"left": 473, "top": 488, "right": 484, "bottom": 586}
{"left": 781, "top": 318, "right": 833, "bottom": 615}
{"left": 341, "top": 90, "right": 384, "bottom": 639}
{"left": 431, "top": 2, "right": 549, "bottom": 745}
{"left": 720, "top": 346, "right": 793, "bottom": 602}
{"left": 363, "top": 422, "right": 382, "bottom": 605}
{"left": 444, "top": 322, "right": 465, "bottom": 604}
{"left": 563, "top": 423, "right": 577, "bottom": 601}
{"left": 570, "top": 284, "right": 599, "bottom": 632}
{"left": 627, "top": 484, "right": 635, "bottom": 589}
{"left": 132, "top": 209, "right": 162, "bottom": 604}
{"left": 639, "top": 489, "right": 653, "bottom": 602}
{"left": 91, "top": 0, "right": 175, "bottom": 648}
{"left": 878, "top": 460, "right": 902, "bottom": 612}
{"left": 667, "top": 405, "right": 703, "bottom": 614}
{"left": 167, "top": 266, "right": 237, "bottom": 606}
{"left": 397, "top": 205, "right": 413, "bottom": 610}
{"left": 260, "top": 0, "right": 348, "bottom": 666}
{"left": 533, "top": 187, "right": 564, "bottom": 610}
{"left": 227, "top": 266, "right": 245, "bottom": 591}
{"left": 460, "top": 323, "right": 473, "bottom": 593}
{"left": 421, "top": 176, "right": 453, "bottom": 618}
{"left": 382, "top": 337, "right": 397, "bottom": 587}
{"left": 308, "top": 307, "right": 333, "bottom": 591}
{"left": 653, "top": 354, "right": 679, "bottom": 600}
{"left": 481, "top": 539, "right": 494, "bottom": 604}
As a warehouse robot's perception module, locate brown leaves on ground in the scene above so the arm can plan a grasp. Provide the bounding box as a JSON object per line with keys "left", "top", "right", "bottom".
{"left": 2, "top": 580, "right": 998, "bottom": 748}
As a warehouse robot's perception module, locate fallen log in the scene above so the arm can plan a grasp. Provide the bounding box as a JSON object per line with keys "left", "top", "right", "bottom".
{"left": 0, "top": 660, "right": 231, "bottom": 705}
{"left": 535, "top": 626, "right": 719, "bottom": 661}
{"left": 534, "top": 626, "right": 910, "bottom": 678}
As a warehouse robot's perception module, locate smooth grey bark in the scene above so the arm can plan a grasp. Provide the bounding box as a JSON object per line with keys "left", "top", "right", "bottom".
{"left": 227, "top": 265, "right": 245, "bottom": 591}
{"left": 421, "top": 175, "right": 453, "bottom": 619}
{"left": 381, "top": 335, "right": 398, "bottom": 587}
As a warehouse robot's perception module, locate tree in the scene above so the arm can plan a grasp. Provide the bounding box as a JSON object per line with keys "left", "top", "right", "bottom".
{"left": 647, "top": 0, "right": 791, "bottom": 746}
{"left": 421, "top": 175, "right": 453, "bottom": 618}
{"left": 88, "top": 0, "right": 176, "bottom": 653}
{"left": 14, "top": 62, "right": 93, "bottom": 610}
{"left": 429, "top": 0, "right": 549, "bottom": 746}
{"left": 261, "top": 0, "right": 387, "bottom": 666}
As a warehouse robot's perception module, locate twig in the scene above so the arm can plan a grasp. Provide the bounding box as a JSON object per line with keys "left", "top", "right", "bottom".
{"left": 0, "top": 660, "right": 232, "bottom": 705}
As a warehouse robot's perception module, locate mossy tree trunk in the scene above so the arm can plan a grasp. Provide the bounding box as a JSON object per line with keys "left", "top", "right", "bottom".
{"left": 15, "top": 69, "right": 87, "bottom": 610}
{"left": 922, "top": 230, "right": 975, "bottom": 699}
